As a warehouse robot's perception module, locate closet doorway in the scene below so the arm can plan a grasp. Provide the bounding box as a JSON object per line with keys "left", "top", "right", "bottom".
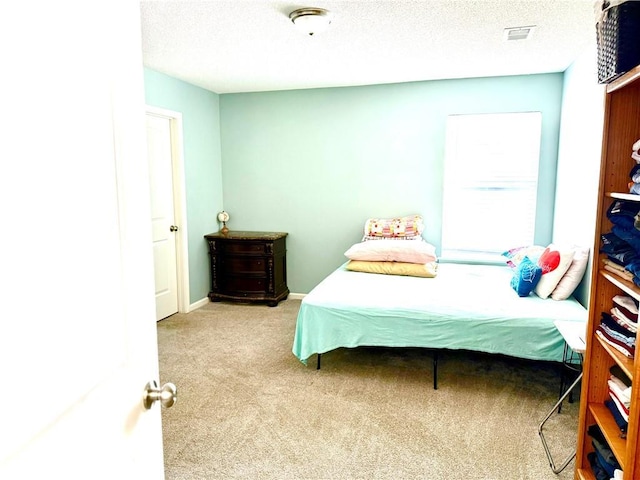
{"left": 146, "top": 107, "right": 190, "bottom": 320}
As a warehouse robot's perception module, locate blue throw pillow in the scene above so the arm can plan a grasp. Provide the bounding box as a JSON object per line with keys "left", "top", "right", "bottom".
{"left": 510, "top": 256, "right": 543, "bottom": 297}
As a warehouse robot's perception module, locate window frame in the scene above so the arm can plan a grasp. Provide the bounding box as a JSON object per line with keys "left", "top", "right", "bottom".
{"left": 440, "top": 111, "right": 543, "bottom": 264}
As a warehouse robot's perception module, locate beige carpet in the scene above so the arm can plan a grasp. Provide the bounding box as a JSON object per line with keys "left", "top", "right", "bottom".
{"left": 157, "top": 299, "right": 579, "bottom": 480}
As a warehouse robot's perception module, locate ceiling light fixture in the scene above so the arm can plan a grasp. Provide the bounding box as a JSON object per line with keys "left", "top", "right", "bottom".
{"left": 289, "top": 7, "right": 332, "bottom": 36}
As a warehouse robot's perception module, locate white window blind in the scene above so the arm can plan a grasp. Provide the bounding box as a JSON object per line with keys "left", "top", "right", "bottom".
{"left": 441, "top": 112, "right": 542, "bottom": 262}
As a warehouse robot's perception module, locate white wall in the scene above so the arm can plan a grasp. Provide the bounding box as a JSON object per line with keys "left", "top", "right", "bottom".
{"left": 554, "top": 46, "right": 606, "bottom": 307}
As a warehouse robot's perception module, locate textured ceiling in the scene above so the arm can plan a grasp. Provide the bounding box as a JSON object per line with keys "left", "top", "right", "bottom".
{"left": 140, "top": 0, "right": 597, "bottom": 94}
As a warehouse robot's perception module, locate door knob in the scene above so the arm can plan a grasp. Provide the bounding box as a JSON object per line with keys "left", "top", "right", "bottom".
{"left": 170, "top": 225, "right": 178, "bottom": 232}
{"left": 143, "top": 380, "right": 177, "bottom": 410}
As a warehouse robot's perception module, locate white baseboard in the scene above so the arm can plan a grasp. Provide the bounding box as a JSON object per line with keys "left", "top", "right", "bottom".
{"left": 288, "top": 293, "right": 306, "bottom": 300}
{"left": 187, "top": 297, "right": 210, "bottom": 312}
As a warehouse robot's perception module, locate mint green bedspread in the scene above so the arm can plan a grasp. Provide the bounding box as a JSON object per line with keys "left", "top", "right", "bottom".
{"left": 292, "top": 263, "right": 587, "bottom": 363}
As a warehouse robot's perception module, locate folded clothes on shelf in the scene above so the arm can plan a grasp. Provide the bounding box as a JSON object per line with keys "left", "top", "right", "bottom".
{"left": 601, "top": 200, "right": 640, "bottom": 286}
{"left": 610, "top": 364, "right": 632, "bottom": 388}
{"left": 613, "top": 294, "right": 639, "bottom": 321}
{"left": 604, "top": 260, "right": 636, "bottom": 283}
{"left": 596, "top": 327, "right": 635, "bottom": 358}
{"left": 605, "top": 398, "right": 629, "bottom": 434}
{"left": 587, "top": 424, "right": 622, "bottom": 479}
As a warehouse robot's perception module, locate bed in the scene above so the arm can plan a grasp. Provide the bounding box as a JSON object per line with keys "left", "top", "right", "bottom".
{"left": 292, "top": 261, "right": 588, "bottom": 387}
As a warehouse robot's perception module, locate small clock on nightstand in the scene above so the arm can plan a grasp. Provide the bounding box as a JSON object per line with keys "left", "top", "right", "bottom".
{"left": 217, "top": 211, "right": 229, "bottom": 234}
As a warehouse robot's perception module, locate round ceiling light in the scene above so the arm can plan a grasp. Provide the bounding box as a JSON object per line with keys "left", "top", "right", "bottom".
{"left": 289, "top": 7, "right": 332, "bottom": 36}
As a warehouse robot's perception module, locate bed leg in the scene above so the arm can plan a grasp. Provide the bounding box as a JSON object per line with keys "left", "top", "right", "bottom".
{"left": 433, "top": 351, "right": 438, "bottom": 390}
{"left": 316, "top": 353, "right": 321, "bottom": 370}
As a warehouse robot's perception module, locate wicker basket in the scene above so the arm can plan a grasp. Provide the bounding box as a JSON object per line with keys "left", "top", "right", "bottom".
{"left": 596, "top": 0, "right": 640, "bottom": 83}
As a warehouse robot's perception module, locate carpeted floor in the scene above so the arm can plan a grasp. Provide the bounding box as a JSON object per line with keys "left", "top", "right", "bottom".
{"left": 157, "top": 299, "right": 580, "bottom": 479}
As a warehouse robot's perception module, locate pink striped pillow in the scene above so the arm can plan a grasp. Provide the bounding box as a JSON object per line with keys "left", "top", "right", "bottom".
{"left": 363, "top": 215, "right": 424, "bottom": 240}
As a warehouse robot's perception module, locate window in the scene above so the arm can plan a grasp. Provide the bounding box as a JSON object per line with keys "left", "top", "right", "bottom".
{"left": 441, "top": 112, "right": 542, "bottom": 262}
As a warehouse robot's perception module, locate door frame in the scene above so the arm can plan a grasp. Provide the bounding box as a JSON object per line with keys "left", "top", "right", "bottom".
{"left": 146, "top": 106, "right": 190, "bottom": 314}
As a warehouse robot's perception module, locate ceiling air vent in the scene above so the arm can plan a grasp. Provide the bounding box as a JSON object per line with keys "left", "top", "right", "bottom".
{"left": 504, "top": 25, "right": 536, "bottom": 41}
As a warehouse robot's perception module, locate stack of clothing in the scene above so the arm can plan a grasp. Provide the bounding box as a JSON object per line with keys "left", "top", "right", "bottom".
{"left": 601, "top": 138, "right": 640, "bottom": 284}
{"left": 601, "top": 199, "right": 640, "bottom": 287}
{"left": 596, "top": 310, "right": 636, "bottom": 358}
{"left": 602, "top": 258, "right": 635, "bottom": 283}
{"left": 611, "top": 295, "right": 638, "bottom": 336}
{"left": 587, "top": 424, "right": 622, "bottom": 480}
{"left": 607, "top": 365, "right": 632, "bottom": 437}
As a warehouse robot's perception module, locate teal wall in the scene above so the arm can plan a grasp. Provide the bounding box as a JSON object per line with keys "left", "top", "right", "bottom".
{"left": 143, "top": 68, "right": 223, "bottom": 304}
{"left": 220, "top": 74, "right": 565, "bottom": 294}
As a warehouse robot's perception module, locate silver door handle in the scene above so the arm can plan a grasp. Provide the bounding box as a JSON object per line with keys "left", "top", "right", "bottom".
{"left": 143, "top": 380, "right": 177, "bottom": 410}
{"left": 170, "top": 225, "right": 178, "bottom": 232}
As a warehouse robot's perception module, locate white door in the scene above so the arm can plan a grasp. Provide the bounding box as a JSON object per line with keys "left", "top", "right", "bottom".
{"left": 147, "top": 114, "right": 180, "bottom": 321}
{"left": 0, "top": 2, "right": 167, "bottom": 478}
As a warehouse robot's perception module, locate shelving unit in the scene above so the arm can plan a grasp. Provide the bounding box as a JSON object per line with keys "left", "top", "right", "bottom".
{"left": 575, "top": 65, "right": 640, "bottom": 480}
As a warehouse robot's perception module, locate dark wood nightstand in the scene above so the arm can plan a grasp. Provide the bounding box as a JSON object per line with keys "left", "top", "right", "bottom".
{"left": 204, "top": 231, "right": 289, "bottom": 307}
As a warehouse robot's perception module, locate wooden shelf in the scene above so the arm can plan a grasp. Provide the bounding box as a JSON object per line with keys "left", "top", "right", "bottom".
{"left": 590, "top": 403, "right": 627, "bottom": 471}
{"left": 600, "top": 270, "right": 640, "bottom": 303}
{"left": 575, "top": 58, "right": 639, "bottom": 480}
{"left": 606, "top": 192, "right": 640, "bottom": 202}
{"left": 595, "top": 333, "right": 635, "bottom": 382}
{"left": 607, "top": 64, "right": 640, "bottom": 93}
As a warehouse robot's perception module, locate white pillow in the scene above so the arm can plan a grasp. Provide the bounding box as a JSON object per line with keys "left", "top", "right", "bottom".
{"left": 550, "top": 246, "right": 590, "bottom": 301}
{"left": 344, "top": 239, "right": 437, "bottom": 264}
{"left": 533, "top": 245, "right": 575, "bottom": 299}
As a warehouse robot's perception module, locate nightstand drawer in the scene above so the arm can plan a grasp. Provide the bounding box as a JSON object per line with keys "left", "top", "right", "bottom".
{"left": 222, "top": 241, "right": 270, "bottom": 255}
{"left": 223, "top": 276, "right": 267, "bottom": 294}
{"left": 222, "top": 256, "right": 267, "bottom": 274}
